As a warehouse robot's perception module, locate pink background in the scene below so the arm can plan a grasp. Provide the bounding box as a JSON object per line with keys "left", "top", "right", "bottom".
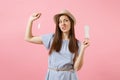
{"left": 0, "top": 0, "right": 120, "bottom": 80}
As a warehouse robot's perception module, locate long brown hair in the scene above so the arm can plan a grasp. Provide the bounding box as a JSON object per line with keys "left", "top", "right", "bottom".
{"left": 49, "top": 14, "right": 79, "bottom": 60}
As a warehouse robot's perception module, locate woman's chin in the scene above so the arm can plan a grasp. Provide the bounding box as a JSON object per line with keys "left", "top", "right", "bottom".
{"left": 61, "top": 30, "right": 69, "bottom": 33}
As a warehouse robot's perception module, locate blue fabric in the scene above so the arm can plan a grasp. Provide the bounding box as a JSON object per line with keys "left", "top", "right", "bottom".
{"left": 41, "top": 33, "right": 81, "bottom": 80}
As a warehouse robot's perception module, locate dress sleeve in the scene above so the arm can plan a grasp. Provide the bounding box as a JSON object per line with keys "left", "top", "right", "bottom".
{"left": 41, "top": 33, "right": 54, "bottom": 49}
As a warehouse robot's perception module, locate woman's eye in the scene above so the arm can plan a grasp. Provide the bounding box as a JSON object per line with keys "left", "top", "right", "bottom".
{"left": 59, "top": 19, "right": 69, "bottom": 23}
{"left": 65, "top": 19, "right": 69, "bottom": 22}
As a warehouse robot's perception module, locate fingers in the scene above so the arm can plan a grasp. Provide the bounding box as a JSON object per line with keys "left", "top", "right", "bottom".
{"left": 83, "top": 38, "right": 89, "bottom": 44}
{"left": 82, "top": 38, "right": 90, "bottom": 47}
{"left": 33, "top": 13, "right": 41, "bottom": 17}
{"left": 32, "top": 13, "right": 41, "bottom": 19}
{"left": 29, "top": 13, "right": 41, "bottom": 21}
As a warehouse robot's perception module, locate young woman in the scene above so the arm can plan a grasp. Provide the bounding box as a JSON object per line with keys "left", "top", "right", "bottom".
{"left": 25, "top": 9, "right": 90, "bottom": 80}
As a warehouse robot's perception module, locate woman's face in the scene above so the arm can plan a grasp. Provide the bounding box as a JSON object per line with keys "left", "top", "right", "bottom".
{"left": 59, "top": 15, "right": 71, "bottom": 33}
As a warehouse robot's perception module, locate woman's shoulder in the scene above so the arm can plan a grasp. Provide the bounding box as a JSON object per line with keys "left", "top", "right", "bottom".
{"left": 41, "top": 33, "right": 55, "bottom": 41}
{"left": 76, "top": 39, "right": 80, "bottom": 42}
{"left": 42, "top": 33, "right": 54, "bottom": 37}
{"left": 76, "top": 39, "right": 81, "bottom": 45}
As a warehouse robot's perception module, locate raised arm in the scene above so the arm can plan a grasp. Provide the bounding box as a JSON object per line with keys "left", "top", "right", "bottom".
{"left": 24, "top": 13, "right": 43, "bottom": 44}
{"left": 74, "top": 38, "right": 90, "bottom": 71}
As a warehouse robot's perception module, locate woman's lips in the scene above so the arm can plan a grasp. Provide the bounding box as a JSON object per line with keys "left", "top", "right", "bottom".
{"left": 62, "top": 26, "right": 66, "bottom": 30}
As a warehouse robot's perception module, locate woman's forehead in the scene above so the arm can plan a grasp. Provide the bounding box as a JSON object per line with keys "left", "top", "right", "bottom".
{"left": 59, "top": 15, "right": 69, "bottom": 20}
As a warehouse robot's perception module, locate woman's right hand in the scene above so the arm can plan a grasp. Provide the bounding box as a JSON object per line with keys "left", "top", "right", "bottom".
{"left": 29, "top": 13, "right": 41, "bottom": 22}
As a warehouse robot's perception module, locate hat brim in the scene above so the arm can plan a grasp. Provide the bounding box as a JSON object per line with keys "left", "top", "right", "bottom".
{"left": 53, "top": 10, "right": 76, "bottom": 25}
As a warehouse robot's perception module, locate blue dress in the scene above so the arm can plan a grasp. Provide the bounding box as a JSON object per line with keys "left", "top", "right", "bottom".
{"left": 41, "top": 33, "right": 81, "bottom": 80}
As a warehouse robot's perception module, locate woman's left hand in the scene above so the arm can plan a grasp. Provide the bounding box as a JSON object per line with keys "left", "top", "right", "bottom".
{"left": 81, "top": 38, "right": 90, "bottom": 50}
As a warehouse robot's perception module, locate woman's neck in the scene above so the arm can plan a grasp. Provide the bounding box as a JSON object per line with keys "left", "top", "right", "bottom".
{"left": 62, "top": 32, "right": 69, "bottom": 40}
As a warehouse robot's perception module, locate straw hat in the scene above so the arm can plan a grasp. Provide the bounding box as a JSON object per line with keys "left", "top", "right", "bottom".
{"left": 54, "top": 9, "right": 76, "bottom": 25}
